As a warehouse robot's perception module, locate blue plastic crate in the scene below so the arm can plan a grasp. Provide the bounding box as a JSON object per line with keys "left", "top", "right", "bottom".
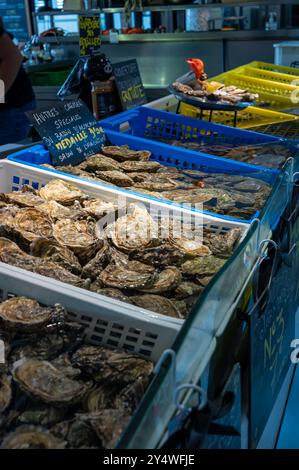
{"left": 7, "top": 129, "right": 279, "bottom": 224}
{"left": 101, "top": 107, "right": 288, "bottom": 171}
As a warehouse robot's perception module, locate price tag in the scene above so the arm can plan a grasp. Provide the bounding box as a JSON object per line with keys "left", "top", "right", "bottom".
{"left": 79, "top": 15, "right": 101, "bottom": 57}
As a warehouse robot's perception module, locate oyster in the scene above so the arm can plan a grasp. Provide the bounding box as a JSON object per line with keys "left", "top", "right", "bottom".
{"left": 81, "top": 154, "right": 120, "bottom": 172}
{"left": 181, "top": 255, "right": 226, "bottom": 277}
{"left": 5, "top": 208, "right": 53, "bottom": 250}
{"left": 0, "top": 375, "right": 12, "bottom": 413}
{"left": 0, "top": 190, "right": 44, "bottom": 208}
{"left": 0, "top": 237, "right": 38, "bottom": 271}
{"left": 77, "top": 410, "right": 130, "bottom": 449}
{"left": 131, "top": 294, "right": 182, "bottom": 318}
{"left": 0, "top": 426, "right": 66, "bottom": 449}
{"left": 61, "top": 417, "right": 100, "bottom": 449}
{"left": 99, "top": 261, "right": 155, "bottom": 290}
{"left": 84, "top": 383, "right": 121, "bottom": 412}
{"left": 140, "top": 267, "right": 182, "bottom": 294}
{"left": 129, "top": 243, "right": 184, "bottom": 267}
{"left": 32, "top": 260, "right": 89, "bottom": 289}
{"left": 102, "top": 145, "right": 151, "bottom": 162}
{"left": 39, "top": 180, "right": 86, "bottom": 206}
{"left": 89, "top": 286, "right": 130, "bottom": 304}
{"left": 133, "top": 179, "right": 178, "bottom": 192}
{"left": 82, "top": 243, "right": 109, "bottom": 280}
{"left": 174, "top": 281, "right": 204, "bottom": 299}
{"left": 170, "top": 235, "right": 211, "bottom": 257}
{"left": 71, "top": 345, "right": 153, "bottom": 385}
{"left": 83, "top": 198, "right": 117, "bottom": 220}
{"left": 53, "top": 218, "right": 100, "bottom": 264}
{"left": 30, "top": 238, "right": 82, "bottom": 275}
{"left": 109, "top": 205, "right": 159, "bottom": 253}
{"left": 38, "top": 200, "right": 77, "bottom": 220}
{"left": 17, "top": 405, "right": 66, "bottom": 427}
{"left": 96, "top": 170, "right": 134, "bottom": 187}
{"left": 171, "top": 299, "right": 189, "bottom": 317}
{"left": 0, "top": 297, "right": 53, "bottom": 333}
{"left": 13, "top": 358, "right": 90, "bottom": 406}
{"left": 204, "top": 228, "right": 241, "bottom": 257}
{"left": 119, "top": 161, "right": 161, "bottom": 173}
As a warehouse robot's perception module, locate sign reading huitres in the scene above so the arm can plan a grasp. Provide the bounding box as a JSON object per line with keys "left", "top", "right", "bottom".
{"left": 113, "top": 59, "right": 147, "bottom": 110}
{"left": 27, "top": 100, "right": 106, "bottom": 166}
{"left": 79, "top": 15, "right": 101, "bottom": 57}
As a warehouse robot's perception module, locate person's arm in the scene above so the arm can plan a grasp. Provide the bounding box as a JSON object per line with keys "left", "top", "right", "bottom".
{"left": 0, "top": 32, "right": 23, "bottom": 93}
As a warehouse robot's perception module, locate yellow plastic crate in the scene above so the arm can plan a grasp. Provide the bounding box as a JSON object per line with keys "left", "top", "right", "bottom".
{"left": 229, "top": 65, "right": 299, "bottom": 86}
{"left": 209, "top": 72, "right": 299, "bottom": 110}
{"left": 180, "top": 102, "right": 299, "bottom": 129}
{"left": 248, "top": 61, "right": 299, "bottom": 77}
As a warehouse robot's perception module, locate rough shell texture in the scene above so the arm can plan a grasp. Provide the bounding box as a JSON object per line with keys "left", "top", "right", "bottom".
{"left": 11, "top": 208, "right": 53, "bottom": 249}
{"left": 38, "top": 200, "right": 76, "bottom": 221}
{"left": 33, "top": 261, "right": 90, "bottom": 289}
{"left": 140, "top": 267, "right": 182, "bottom": 294}
{"left": 53, "top": 219, "right": 100, "bottom": 264}
{"left": 0, "top": 426, "right": 66, "bottom": 449}
{"left": 96, "top": 170, "right": 134, "bottom": 187}
{"left": 99, "top": 261, "right": 155, "bottom": 290}
{"left": 131, "top": 294, "right": 182, "bottom": 318}
{"left": 0, "top": 297, "right": 53, "bottom": 333}
{"left": 181, "top": 255, "right": 226, "bottom": 277}
{"left": 39, "top": 180, "right": 86, "bottom": 205}
{"left": 0, "top": 191, "right": 45, "bottom": 208}
{"left": 83, "top": 154, "right": 120, "bottom": 172}
{"left": 30, "top": 238, "right": 82, "bottom": 275}
{"left": 119, "top": 161, "right": 161, "bottom": 173}
{"left": 0, "top": 375, "right": 12, "bottom": 413}
{"left": 129, "top": 244, "right": 185, "bottom": 267}
{"left": 82, "top": 199, "right": 117, "bottom": 220}
{"left": 13, "top": 358, "right": 90, "bottom": 406}
{"left": 102, "top": 145, "right": 151, "bottom": 162}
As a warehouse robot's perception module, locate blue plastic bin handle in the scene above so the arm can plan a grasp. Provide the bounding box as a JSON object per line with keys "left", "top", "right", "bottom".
{"left": 101, "top": 110, "right": 140, "bottom": 131}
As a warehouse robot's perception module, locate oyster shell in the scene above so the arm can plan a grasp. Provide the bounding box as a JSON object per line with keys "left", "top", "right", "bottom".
{"left": 34, "top": 261, "right": 90, "bottom": 289}
{"left": 6, "top": 208, "right": 53, "bottom": 250}
{"left": 61, "top": 417, "right": 100, "bottom": 448}
{"left": 131, "top": 294, "right": 182, "bottom": 318}
{"left": 0, "top": 425, "right": 66, "bottom": 449}
{"left": 129, "top": 243, "right": 184, "bottom": 267}
{"left": 89, "top": 286, "right": 130, "bottom": 304}
{"left": 174, "top": 281, "right": 204, "bottom": 299}
{"left": 119, "top": 161, "right": 161, "bottom": 173}
{"left": 0, "top": 190, "right": 45, "bottom": 208}
{"left": 140, "top": 267, "right": 182, "bottom": 294}
{"left": 0, "top": 237, "right": 38, "bottom": 271}
{"left": 204, "top": 228, "right": 241, "bottom": 257}
{"left": 39, "top": 180, "right": 86, "bottom": 206}
{"left": 77, "top": 410, "right": 130, "bottom": 449}
{"left": 0, "top": 297, "right": 53, "bottom": 333}
{"left": 181, "top": 255, "right": 226, "bottom": 277}
{"left": 82, "top": 243, "right": 109, "bottom": 280}
{"left": 0, "top": 375, "right": 12, "bottom": 413}
{"left": 38, "top": 200, "right": 77, "bottom": 220}
{"left": 133, "top": 179, "right": 178, "bottom": 192}
{"left": 99, "top": 261, "right": 155, "bottom": 290}
{"left": 30, "top": 238, "right": 82, "bottom": 275}
{"left": 71, "top": 345, "right": 153, "bottom": 385}
{"left": 96, "top": 170, "right": 134, "bottom": 187}
{"left": 82, "top": 154, "right": 120, "bottom": 172}
{"left": 83, "top": 198, "right": 117, "bottom": 220}
{"left": 13, "top": 358, "right": 90, "bottom": 406}
{"left": 53, "top": 218, "right": 100, "bottom": 264}
{"left": 102, "top": 145, "right": 151, "bottom": 162}
{"left": 109, "top": 205, "right": 159, "bottom": 253}
{"left": 170, "top": 235, "right": 211, "bottom": 257}
{"left": 17, "top": 405, "right": 66, "bottom": 427}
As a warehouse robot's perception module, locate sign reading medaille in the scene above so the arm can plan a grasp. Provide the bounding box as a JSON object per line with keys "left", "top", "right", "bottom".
{"left": 27, "top": 100, "right": 106, "bottom": 167}
{"left": 113, "top": 59, "right": 147, "bottom": 110}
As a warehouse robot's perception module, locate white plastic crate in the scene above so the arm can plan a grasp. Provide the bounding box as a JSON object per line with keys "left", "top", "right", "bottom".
{"left": 274, "top": 41, "right": 299, "bottom": 68}
{"left": 0, "top": 263, "right": 180, "bottom": 362}
{"left": 0, "top": 160, "right": 249, "bottom": 338}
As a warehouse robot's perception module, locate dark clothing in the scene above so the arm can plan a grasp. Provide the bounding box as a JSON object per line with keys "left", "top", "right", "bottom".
{"left": 0, "top": 26, "right": 35, "bottom": 109}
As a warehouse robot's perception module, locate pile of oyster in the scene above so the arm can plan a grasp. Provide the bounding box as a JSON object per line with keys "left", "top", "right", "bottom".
{"left": 165, "top": 141, "right": 294, "bottom": 170}
{"left": 172, "top": 80, "right": 258, "bottom": 105}
{"left": 44, "top": 145, "right": 272, "bottom": 221}
{"left": 0, "top": 179, "right": 242, "bottom": 319}
{"left": 0, "top": 297, "right": 153, "bottom": 448}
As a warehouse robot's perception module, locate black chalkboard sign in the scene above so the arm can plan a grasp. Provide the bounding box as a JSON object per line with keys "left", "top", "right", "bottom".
{"left": 79, "top": 15, "right": 101, "bottom": 57}
{"left": 0, "top": 0, "right": 30, "bottom": 42}
{"left": 27, "top": 100, "right": 106, "bottom": 167}
{"left": 113, "top": 59, "right": 147, "bottom": 111}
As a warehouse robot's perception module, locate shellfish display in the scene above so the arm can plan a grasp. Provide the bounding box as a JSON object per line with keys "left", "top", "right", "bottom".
{"left": 0, "top": 298, "right": 153, "bottom": 448}
{"left": 0, "top": 179, "right": 243, "bottom": 319}
{"left": 50, "top": 145, "right": 273, "bottom": 221}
